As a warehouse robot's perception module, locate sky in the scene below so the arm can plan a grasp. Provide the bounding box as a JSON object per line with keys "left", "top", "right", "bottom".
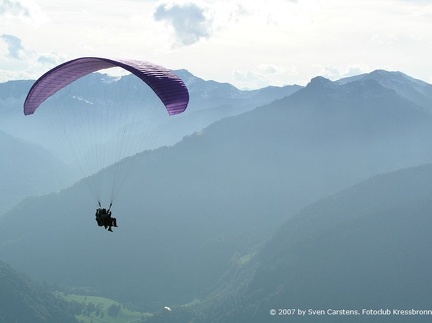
{"left": 1, "top": 0, "right": 432, "bottom": 89}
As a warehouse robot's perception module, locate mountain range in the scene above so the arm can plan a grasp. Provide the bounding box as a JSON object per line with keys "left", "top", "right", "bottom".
{"left": 0, "top": 69, "right": 432, "bottom": 321}
{"left": 0, "top": 70, "right": 300, "bottom": 214}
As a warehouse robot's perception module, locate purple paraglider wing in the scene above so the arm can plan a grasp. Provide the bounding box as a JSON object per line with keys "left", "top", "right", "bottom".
{"left": 24, "top": 57, "right": 189, "bottom": 116}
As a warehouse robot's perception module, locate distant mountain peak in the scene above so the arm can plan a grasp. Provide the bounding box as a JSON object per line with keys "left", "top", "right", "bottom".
{"left": 308, "top": 76, "right": 333, "bottom": 86}
{"left": 368, "top": 69, "right": 411, "bottom": 84}
{"left": 172, "top": 69, "right": 203, "bottom": 86}
{"left": 303, "top": 76, "right": 338, "bottom": 94}
{"left": 338, "top": 70, "right": 431, "bottom": 95}
{"left": 290, "top": 73, "right": 399, "bottom": 104}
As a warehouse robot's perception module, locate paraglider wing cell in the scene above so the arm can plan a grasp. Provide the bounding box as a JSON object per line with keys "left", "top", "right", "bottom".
{"left": 23, "top": 57, "right": 189, "bottom": 116}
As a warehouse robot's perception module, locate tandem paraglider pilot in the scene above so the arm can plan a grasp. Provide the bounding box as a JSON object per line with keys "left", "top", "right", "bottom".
{"left": 95, "top": 208, "right": 118, "bottom": 232}
{"left": 23, "top": 57, "right": 189, "bottom": 234}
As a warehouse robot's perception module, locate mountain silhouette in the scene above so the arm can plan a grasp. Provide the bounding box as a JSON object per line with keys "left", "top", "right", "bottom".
{"left": 0, "top": 70, "right": 432, "bottom": 314}
{"left": 0, "top": 260, "right": 77, "bottom": 323}
{"left": 0, "top": 129, "right": 74, "bottom": 214}
{"left": 200, "top": 162, "right": 432, "bottom": 322}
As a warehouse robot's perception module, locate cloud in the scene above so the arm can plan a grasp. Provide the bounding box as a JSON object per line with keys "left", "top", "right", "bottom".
{"left": 0, "top": 34, "right": 65, "bottom": 82}
{"left": 0, "top": 33, "right": 50, "bottom": 62}
{"left": 0, "top": 0, "right": 29, "bottom": 17}
{"left": 1, "top": 34, "right": 25, "bottom": 59}
{"left": 37, "top": 53, "right": 61, "bottom": 65}
{"left": 319, "top": 65, "right": 370, "bottom": 81}
{"left": 0, "top": 0, "right": 47, "bottom": 26}
{"left": 233, "top": 64, "right": 298, "bottom": 89}
{"left": 153, "top": 3, "right": 212, "bottom": 46}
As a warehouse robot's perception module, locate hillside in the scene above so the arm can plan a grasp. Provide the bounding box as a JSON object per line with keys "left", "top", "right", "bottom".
{"left": 0, "top": 129, "right": 75, "bottom": 214}
{"left": 198, "top": 162, "right": 432, "bottom": 322}
{"left": 0, "top": 260, "right": 78, "bottom": 323}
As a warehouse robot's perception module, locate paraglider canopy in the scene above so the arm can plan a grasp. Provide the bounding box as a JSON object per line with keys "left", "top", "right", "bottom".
{"left": 24, "top": 57, "right": 189, "bottom": 116}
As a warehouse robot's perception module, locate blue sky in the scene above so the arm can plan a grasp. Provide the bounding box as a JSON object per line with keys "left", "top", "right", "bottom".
{"left": 1, "top": 0, "right": 431, "bottom": 89}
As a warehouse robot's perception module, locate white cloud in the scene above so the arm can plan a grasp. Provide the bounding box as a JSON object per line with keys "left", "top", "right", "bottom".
{"left": 0, "top": 33, "right": 65, "bottom": 82}
{"left": 1, "top": 34, "right": 25, "bottom": 59}
{"left": 153, "top": 3, "right": 212, "bottom": 46}
{"left": 0, "top": 0, "right": 47, "bottom": 24}
{"left": 0, "top": 0, "right": 29, "bottom": 16}
{"left": 233, "top": 64, "right": 299, "bottom": 89}
{"left": 318, "top": 65, "right": 371, "bottom": 81}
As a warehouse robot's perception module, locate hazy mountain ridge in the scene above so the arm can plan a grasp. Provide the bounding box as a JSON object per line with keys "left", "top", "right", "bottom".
{"left": 1, "top": 69, "right": 432, "bottom": 319}
{"left": 0, "top": 79, "right": 32, "bottom": 103}
{"left": 177, "top": 69, "right": 302, "bottom": 113}
{"left": 0, "top": 260, "right": 78, "bottom": 323}
{"left": 0, "top": 69, "right": 300, "bottom": 214}
{"left": 338, "top": 70, "right": 432, "bottom": 112}
{"left": 0, "top": 129, "right": 75, "bottom": 214}
{"left": 0, "top": 70, "right": 301, "bottom": 152}
{"left": 197, "top": 163, "right": 432, "bottom": 322}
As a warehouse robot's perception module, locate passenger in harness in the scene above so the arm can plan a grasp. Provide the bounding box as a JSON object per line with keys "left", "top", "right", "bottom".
{"left": 95, "top": 207, "right": 118, "bottom": 232}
